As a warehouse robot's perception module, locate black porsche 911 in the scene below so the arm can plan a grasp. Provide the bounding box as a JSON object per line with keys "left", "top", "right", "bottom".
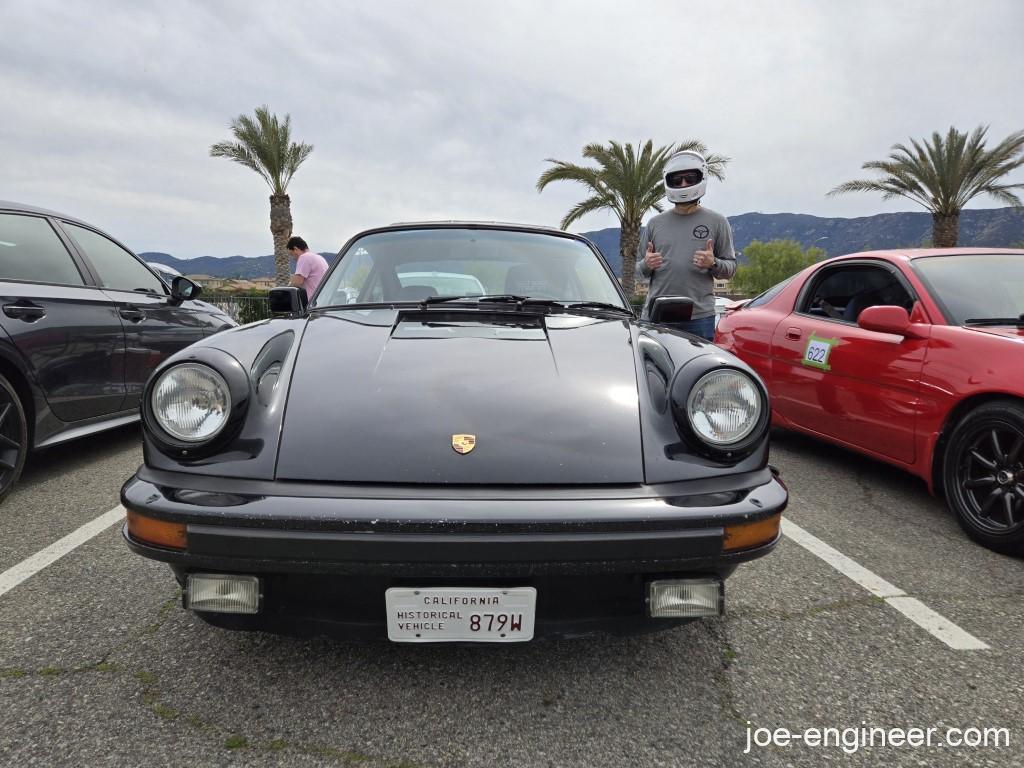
{"left": 122, "top": 222, "right": 787, "bottom": 642}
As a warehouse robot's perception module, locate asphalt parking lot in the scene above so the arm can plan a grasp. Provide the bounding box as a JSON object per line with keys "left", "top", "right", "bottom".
{"left": 1, "top": 426, "right": 1021, "bottom": 767}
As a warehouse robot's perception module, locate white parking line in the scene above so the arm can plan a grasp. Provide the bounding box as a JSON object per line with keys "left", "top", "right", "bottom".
{"left": 0, "top": 505, "right": 124, "bottom": 599}
{"left": 782, "top": 518, "right": 990, "bottom": 651}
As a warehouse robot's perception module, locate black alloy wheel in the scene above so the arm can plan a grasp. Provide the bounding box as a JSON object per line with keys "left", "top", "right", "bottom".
{"left": 0, "top": 374, "right": 28, "bottom": 503}
{"left": 945, "top": 400, "right": 1024, "bottom": 556}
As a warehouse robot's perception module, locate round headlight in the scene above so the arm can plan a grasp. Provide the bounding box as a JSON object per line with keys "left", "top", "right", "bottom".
{"left": 151, "top": 364, "right": 232, "bottom": 443}
{"left": 686, "top": 369, "right": 762, "bottom": 446}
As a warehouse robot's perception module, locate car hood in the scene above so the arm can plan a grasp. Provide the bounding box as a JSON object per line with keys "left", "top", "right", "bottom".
{"left": 275, "top": 309, "right": 644, "bottom": 484}
{"left": 963, "top": 325, "right": 1024, "bottom": 341}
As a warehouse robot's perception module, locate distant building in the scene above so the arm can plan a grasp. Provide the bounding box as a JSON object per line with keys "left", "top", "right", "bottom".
{"left": 250, "top": 277, "right": 277, "bottom": 290}
{"left": 186, "top": 274, "right": 229, "bottom": 290}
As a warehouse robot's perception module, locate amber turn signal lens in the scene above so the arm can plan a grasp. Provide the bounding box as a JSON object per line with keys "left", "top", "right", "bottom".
{"left": 126, "top": 509, "right": 187, "bottom": 550}
{"left": 723, "top": 514, "right": 781, "bottom": 552}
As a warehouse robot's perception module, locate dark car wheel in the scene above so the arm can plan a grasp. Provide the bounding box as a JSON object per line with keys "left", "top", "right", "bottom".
{"left": 944, "top": 400, "right": 1024, "bottom": 556}
{"left": 0, "top": 374, "right": 28, "bottom": 502}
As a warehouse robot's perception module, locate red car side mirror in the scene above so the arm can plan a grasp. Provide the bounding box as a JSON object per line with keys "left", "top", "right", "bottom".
{"left": 857, "top": 305, "right": 928, "bottom": 339}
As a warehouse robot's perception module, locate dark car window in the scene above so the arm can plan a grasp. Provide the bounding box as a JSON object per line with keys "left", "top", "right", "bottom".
{"left": 746, "top": 277, "right": 794, "bottom": 308}
{"left": 0, "top": 213, "right": 85, "bottom": 286}
{"left": 64, "top": 223, "right": 164, "bottom": 294}
{"left": 800, "top": 264, "right": 913, "bottom": 323}
{"left": 314, "top": 229, "right": 625, "bottom": 308}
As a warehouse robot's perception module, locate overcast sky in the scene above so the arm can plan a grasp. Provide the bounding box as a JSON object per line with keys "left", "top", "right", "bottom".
{"left": 3, "top": 0, "right": 1023, "bottom": 258}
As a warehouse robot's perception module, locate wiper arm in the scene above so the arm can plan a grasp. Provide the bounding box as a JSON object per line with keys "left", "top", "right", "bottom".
{"left": 964, "top": 314, "right": 1024, "bottom": 327}
{"left": 476, "top": 295, "right": 566, "bottom": 309}
{"left": 562, "top": 301, "right": 635, "bottom": 316}
{"left": 420, "top": 294, "right": 477, "bottom": 304}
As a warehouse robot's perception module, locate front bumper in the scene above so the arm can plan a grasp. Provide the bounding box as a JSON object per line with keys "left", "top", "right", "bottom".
{"left": 121, "top": 466, "right": 787, "bottom": 637}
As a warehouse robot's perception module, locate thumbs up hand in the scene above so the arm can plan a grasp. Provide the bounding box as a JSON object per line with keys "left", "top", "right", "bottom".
{"left": 644, "top": 240, "right": 664, "bottom": 271}
{"left": 693, "top": 238, "right": 715, "bottom": 269}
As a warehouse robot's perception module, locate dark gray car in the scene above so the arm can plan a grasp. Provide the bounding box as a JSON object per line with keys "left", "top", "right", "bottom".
{"left": 0, "top": 200, "right": 235, "bottom": 500}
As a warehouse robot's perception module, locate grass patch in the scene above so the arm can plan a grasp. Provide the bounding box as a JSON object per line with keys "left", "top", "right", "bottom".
{"left": 38, "top": 667, "right": 62, "bottom": 677}
{"left": 0, "top": 668, "right": 28, "bottom": 679}
{"left": 266, "top": 739, "right": 288, "bottom": 751}
{"left": 224, "top": 735, "right": 248, "bottom": 750}
{"left": 151, "top": 703, "right": 180, "bottom": 721}
{"left": 144, "top": 597, "right": 180, "bottom": 635}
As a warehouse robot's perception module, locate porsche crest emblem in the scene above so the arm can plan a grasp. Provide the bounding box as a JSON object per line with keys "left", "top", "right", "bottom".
{"left": 452, "top": 434, "right": 476, "bottom": 454}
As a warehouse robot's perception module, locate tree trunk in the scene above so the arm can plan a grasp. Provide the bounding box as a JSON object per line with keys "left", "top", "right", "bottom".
{"left": 932, "top": 211, "right": 959, "bottom": 248}
{"left": 269, "top": 193, "right": 293, "bottom": 285}
{"left": 619, "top": 218, "right": 641, "bottom": 298}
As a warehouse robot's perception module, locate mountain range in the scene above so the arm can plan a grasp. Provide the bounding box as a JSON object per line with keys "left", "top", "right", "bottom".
{"left": 140, "top": 206, "right": 1024, "bottom": 278}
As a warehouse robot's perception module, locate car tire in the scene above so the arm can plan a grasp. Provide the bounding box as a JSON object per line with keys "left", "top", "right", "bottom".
{"left": 944, "top": 399, "right": 1024, "bottom": 556}
{"left": 0, "top": 374, "right": 28, "bottom": 503}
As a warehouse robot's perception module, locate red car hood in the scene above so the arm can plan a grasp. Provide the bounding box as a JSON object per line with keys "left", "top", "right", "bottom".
{"left": 964, "top": 326, "right": 1024, "bottom": 342}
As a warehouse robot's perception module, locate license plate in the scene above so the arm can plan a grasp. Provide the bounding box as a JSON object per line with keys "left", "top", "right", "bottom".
{"left": 385, "top": 587, "right": 537, "bottom": 643}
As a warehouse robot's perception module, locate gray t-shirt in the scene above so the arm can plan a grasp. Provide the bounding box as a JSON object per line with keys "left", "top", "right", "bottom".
{"left": 635, "top": 206, "right": 737, "bottom": 319}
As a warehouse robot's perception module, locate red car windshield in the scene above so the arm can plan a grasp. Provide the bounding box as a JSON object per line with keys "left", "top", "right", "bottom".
{"left": 913, "top": 254, "right": 1024, "bottom": 325}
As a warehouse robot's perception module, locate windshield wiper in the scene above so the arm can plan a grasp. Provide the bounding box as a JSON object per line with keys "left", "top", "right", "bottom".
{"left": 420, "top": 295, "right": 634, "bottom": 315}
{"left": 420, "top": 294, "right": 476, "bottom": 304}
{"left": 417, "top": 294, "right": 560, "bottom": 308}
{"left": 964, "top": 314, "right": 1024, "bottom": 327}
{"left": 475, "top": 295, "right": 566, "bottom": 309}
{"left": 562, "top": 301, "right": 634, "bottom": 316}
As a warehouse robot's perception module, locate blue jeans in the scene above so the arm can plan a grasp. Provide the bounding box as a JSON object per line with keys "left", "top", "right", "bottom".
{"left": 662, "top": 315, "right": 715, "bottom": 341}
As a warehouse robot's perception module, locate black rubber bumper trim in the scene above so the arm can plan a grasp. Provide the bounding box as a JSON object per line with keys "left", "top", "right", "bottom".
{"left": 188, "top": 523, "right": 723, "bottom": 562}
{"left": 121, "top": 469, "right": 787, "bottom": 576}
{"left": 123, "top": 525, "right": 779, "bottom": 576}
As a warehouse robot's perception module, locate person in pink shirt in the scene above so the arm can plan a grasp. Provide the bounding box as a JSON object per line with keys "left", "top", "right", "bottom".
{"left": 287, "top": 236, "right": 329, "bottom": 300}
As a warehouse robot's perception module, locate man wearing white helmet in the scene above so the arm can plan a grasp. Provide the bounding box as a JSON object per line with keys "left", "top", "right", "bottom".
{"left": 635, "top": 150, "right": 736, "bottom": 341}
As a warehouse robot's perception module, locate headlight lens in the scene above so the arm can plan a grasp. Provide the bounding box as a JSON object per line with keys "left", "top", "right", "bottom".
{"left": 686, "top": 369, "right": 762, "bottom": 446}
{"left": 151, "top": 364, "right": 232, "bottom": 442}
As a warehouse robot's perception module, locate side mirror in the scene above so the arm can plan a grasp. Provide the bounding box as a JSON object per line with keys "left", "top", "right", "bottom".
{"left": 170, "top": 276, "right": 202, "bottom": 303}
{"left": 650, "top": 296, "right": 694, "bottom": 324}
{"left": 268, "top": 286, "right": 308, "bottom": 317}
{"left": 857, "top": 305, "right": 927, "bottom": 339}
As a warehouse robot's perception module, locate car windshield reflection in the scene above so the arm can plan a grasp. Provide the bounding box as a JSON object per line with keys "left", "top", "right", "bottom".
{"left": 312, "top": 228, "right": 627, "bottom": 310}
{"left": 913, "top": 253, "right": 1024, "bottom": 325}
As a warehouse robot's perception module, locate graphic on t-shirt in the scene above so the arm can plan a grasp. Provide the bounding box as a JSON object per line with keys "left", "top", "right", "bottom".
{"left": 693, "top": 225, "right": 710, "bottom": 239}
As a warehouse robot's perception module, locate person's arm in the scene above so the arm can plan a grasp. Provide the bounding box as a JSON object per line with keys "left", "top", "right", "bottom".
{"left": 711, "top": 221, "right": 737, "bottom": 279}
{"left": 292, "top": 251, "right": 313, "bottom": 287}
{"left": 635, "top": 226, "right": 654, "bottom": 279}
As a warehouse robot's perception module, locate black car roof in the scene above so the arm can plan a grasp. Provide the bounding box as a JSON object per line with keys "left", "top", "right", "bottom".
{"left": 0, "top": 199, "right": 91, "bottom": 226}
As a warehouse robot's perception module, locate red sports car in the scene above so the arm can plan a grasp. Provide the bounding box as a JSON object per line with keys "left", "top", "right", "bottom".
{"left": 716, "top": 248, "right": 1024, "bottom": 555}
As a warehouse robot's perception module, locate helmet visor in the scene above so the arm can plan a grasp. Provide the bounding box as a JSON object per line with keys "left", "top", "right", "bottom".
{"left": 666, "top": 170, "right": 704, "bottom": 188}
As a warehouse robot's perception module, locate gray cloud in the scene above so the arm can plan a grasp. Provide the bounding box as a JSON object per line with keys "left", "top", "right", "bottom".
{"left": 2, "top": 0, "right": 1023, "bottom": 257}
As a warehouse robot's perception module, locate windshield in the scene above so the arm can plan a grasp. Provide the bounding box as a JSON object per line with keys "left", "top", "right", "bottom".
{"left": 312, "top": 228, "right": 626, "bottom": 309}
{"left": 913, "top": 254, "right": 1024, "bottom": 324}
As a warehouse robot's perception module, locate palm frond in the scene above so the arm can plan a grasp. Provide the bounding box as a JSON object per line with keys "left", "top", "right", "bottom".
{"left": 559, "top": 195, "right": 614, "bottom": 230}
{"left": 210, "top": 105, "right": 313, "bottom": 194}
{"left": 830, "top": 125, "right": 1024, "bottom": 217}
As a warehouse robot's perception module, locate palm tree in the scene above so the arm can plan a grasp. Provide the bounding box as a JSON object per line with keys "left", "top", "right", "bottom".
{"left": 828, "top": 126, "right": 1024, "bottom": 247}
{"left": 210, "top": 106, "right": 314, "bottom": 285}
{"left": 537, "top": 140, "right": 728, "bottom": 297}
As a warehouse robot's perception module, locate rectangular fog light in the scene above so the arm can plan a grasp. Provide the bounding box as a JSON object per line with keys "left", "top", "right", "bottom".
{"left": 185, "top": 574, "right": 261, "bottom": 615}
{"left": 648, "top": 579, "right": 723, "bottom": 618}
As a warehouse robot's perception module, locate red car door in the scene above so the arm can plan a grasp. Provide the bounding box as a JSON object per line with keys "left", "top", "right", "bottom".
{"left": 770, "top": 260, "right": 929, "bottom": 465}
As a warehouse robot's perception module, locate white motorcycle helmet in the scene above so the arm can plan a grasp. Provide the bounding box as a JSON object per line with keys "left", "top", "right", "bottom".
{"left": 663, "top": 150, "right": 708, "bottom": 204}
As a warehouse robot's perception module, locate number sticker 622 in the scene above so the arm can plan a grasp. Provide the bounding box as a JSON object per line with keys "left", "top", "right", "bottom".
{"left": 802, "top": 335, "right": 837, "bottom": 371}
